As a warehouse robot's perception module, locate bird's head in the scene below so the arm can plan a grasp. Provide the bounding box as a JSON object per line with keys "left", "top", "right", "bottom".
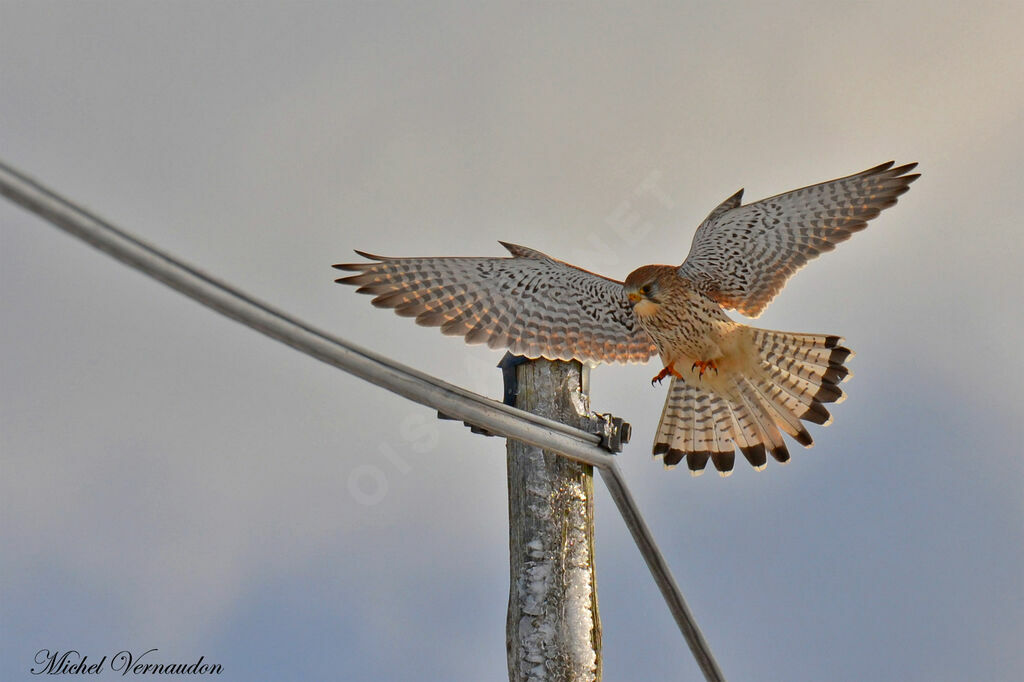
{"left": 623, "top": 265, "right": 673, "bottom": 316}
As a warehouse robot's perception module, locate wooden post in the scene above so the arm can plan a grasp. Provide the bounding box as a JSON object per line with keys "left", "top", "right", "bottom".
{"left": 505, "top": 357, "right": 602, "bottom": 682}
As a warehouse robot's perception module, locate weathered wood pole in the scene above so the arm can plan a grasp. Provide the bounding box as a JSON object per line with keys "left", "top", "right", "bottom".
{"left": 505, "top": 357, "right": 602, "bottom": 682}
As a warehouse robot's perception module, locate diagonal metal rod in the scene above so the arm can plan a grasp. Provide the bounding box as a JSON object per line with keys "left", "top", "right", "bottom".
{"left": 0, "top": 158, "right": 726, "bottom": 682}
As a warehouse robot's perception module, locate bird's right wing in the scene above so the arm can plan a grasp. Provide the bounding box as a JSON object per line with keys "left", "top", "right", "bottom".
{"left": 334, "top": 242, "right": 657, "bottom": 364}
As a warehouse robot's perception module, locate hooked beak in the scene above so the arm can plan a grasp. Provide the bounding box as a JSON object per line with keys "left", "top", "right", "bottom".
{"left": 627, "top": 292, "right": 641, "bottom": 304}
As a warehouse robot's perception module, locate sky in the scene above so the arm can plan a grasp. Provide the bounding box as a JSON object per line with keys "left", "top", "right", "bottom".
{"left": 2, "top": 2, "right": 1022, "bottom": 681}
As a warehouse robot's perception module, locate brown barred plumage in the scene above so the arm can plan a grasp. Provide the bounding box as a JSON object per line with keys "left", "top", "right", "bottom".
{"left": 334, "top": 242, "right": 657, "bottom": 365}
{"left": 335, "top": 161, "right": 919, "bottom": 473}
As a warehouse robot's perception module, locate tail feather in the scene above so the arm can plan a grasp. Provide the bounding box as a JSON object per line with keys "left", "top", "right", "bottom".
{"left": 759, "top": 331, "right": 852, "bottom": 380}
{"left": 747, "top": 376, "right": 811, "bottom": 449}
{"left": 709, "top": 406, "right": 736, "bottom": 473}
{"left": 764, "top": 352, "right": 851, "bottom": 388}
{"left": 686, "top": 450, "right": 710, "bottom": 474}
{"left": 750, "top": 366, "right": 817, "bottom": 438}
{"left": 654, "top": 379, "right": 736, "bottom": 476}
{"left": 763, "top": 359, "right": 845, "bottom": 414}
{"left": 724, "top": 397, "right": 769, "bottom": 470}
{"left": 735, "top": 376, "right": 789, "bottom": 464}
{"left": 686, "top": 392, "right": 707, "bottom": 471}
{"left": 652, "top": 328, "right": 854, "bottom": 473}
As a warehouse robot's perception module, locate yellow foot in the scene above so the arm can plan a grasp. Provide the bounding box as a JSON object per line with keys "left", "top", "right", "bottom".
{"left": 651, "top": 363, "right": 685, "bottom": 386}
{"left": 691, "top": 359, "right": 719, "bottom": 379}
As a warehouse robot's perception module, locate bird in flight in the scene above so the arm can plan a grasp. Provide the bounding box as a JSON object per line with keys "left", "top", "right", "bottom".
{"left": 334, "top": 161, "right": 919, "bottom": 476}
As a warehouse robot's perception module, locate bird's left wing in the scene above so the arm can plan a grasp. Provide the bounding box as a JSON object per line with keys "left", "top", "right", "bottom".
{"left": 334, "top": 241, "right": 657, "bottom": 364}
{"left": 678, "top": 161, "right": 919, "bottom": 318}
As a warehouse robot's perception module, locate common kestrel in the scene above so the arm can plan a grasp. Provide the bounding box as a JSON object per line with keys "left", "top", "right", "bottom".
{"left": 335, "top": 161, "right": 919, "bottom": 475}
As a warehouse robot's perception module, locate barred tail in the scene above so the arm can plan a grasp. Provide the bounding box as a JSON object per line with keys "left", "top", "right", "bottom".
{"left": 652, "top": 330, "right": 852, "bottom": 476}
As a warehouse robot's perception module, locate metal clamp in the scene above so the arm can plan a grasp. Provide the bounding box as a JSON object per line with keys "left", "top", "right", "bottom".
{"left": 585, "top": 412, "right": 632, "bottom": 453}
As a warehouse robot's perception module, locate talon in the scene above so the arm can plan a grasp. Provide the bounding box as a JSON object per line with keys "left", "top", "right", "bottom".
{"left": 651, "top": 363, "right": 684, "bottom": 386}
{"left": 692, "top": 359, "right": 719, "bottom": 379}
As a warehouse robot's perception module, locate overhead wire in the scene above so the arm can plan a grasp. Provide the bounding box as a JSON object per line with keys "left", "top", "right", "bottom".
{"left": 0, "top": 158, "right": 726, "bottom": 682}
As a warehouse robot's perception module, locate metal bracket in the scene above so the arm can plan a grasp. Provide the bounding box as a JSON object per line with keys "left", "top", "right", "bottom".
{"left": 585, "top": 412, "right": 632, "bottom": 454}
{"left": 497, "top": 352, "right": 528, "bottom": 406}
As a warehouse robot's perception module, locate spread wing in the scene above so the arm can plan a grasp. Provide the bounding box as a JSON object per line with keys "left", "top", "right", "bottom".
{"left": 334, "top": 241, "right": 657, "bottom": 364}
{"left": 678, "top": 161, "right": 920, "bottom": 318}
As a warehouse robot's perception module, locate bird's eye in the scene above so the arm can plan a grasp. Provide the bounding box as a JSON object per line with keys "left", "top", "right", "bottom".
{"left": 640, "top": 284, "right": 652, "bottom": 296}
